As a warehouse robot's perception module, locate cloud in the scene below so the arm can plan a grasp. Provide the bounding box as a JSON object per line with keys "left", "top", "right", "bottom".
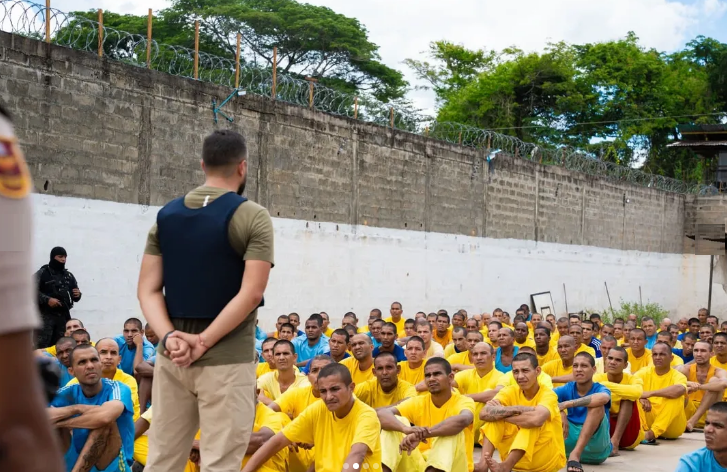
{"left": 49, "top": 0, "right": 727, "bottom": 113}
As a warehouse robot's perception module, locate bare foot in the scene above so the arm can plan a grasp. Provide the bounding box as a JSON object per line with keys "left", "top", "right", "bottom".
{"left": 610, "top": 441, "right": 620, "bottom": 456}
{"left": 685, "top": 421, "right": 695, "bottom": 432}
{"left": 484, "top": 452, "right": 509, "bottom": 472}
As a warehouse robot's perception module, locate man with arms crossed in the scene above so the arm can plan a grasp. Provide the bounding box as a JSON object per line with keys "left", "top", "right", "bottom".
{"left": 634, "top": 341, "right": 688, "bottom": 443}
{"left": 49, "top": 344, "right": 135, "bottom": 472}
{"left": 242, "top": 363, "right": 381, "bottom": 472}
{"left": 676, "top": 340, "right": 727, "bottom": 431}
{"left": 476, "top": 352, "right": 566, "bottom": 472}
{"left": 555, "top": 353, "right": 612, "bottom": 470}
{"left": 378, "top": 358, "right": 476, "bottom": 472}
{"left": 594, "top": 346, "right": 645, "bottom": 454}
{"left": 138, "top": 129, "right": 273, "bottom": 471}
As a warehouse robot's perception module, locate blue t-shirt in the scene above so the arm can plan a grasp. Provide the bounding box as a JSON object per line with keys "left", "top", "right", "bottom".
{"left": 114, "top": 335, "right": 155, "bottom": 376}
{"left": 495, "top": 346, "right": 519, "bottom": 373}
{"left": 645, "top": 333, "right": 658, "bottom": 350}
{"left": 301, "top": 351, "right": 350, "bottom": 374}
{"left": 255, "top": 325, "right": 267, "bottom": 341}
{"left": 366, "top": 332, "right": 382, "bottom": 349}
{"left": 588, "top": 337, "right": 602, "bottom": 359}
{"left": 51, "top": 379, "right": 135, "bottom": 471}
{"left": 373, "top": 343, "right": 407, "bottom": 362}
{"left": 673, "top": 348, "right": 694, "bottom": 364}
{"left": 554, "top": 381, "right": 611, "bottom": 425}
{"left": 53, "top": 358, "right": 75, "bottom": 387}
{"left": 292, "top": 335, "right": 330, "bottom": 362}
{"left": 676, "top": 447, "right": 727, "bottom": 472}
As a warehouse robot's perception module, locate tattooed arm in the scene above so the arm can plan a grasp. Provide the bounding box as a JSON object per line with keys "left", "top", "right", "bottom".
{"left": 55, "top": 401, "right": 124, "bottom": 430}
{"left": 558, "top": 393, "right": 610, "bottom": 412}
{"left": 481, "top": 401, "right": 551, "bottom": 428}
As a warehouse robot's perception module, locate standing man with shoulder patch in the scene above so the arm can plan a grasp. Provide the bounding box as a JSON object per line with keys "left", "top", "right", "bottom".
{"left": 138, "top": 129, "right": 274, "bottom": 472}
{"left": 0, "top": 104, "right": 63, "bottom": 471}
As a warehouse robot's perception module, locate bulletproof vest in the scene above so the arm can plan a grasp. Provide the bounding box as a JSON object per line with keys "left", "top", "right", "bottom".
{"left": 157, "top": 192, "right": 253, "bottom": 320}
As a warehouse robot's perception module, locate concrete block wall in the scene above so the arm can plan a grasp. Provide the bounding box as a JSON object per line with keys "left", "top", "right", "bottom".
{"left": 0, "top": 31, "right": 691, "bottom": 255}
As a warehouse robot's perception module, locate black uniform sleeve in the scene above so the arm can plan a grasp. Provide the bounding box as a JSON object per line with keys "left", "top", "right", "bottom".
{"left": 34, "top": 268, "right": 49, "bottom": 306}
{"left": 69, "top": 272, "right": 81, "bottom": 302}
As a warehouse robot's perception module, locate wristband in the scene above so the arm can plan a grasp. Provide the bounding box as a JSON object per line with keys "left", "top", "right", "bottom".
{"left": 161, "top": 330, "right": 175, "bottom": 351}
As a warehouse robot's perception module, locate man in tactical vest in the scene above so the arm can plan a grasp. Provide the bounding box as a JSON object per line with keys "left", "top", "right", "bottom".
{"left": 138, "top": 129, "right": 274, "bottom": 471}
{"left": 35, "top": 246, "right": 82, "bottom": 348}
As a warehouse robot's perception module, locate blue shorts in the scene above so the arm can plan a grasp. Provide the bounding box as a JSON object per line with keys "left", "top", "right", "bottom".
{"left": 64, "top": 445, "right": 132, "bottom": 472}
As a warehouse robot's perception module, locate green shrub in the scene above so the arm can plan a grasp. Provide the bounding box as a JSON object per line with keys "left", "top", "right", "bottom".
{"left": 601, "top": 299, "right": 669, "bottom": 325}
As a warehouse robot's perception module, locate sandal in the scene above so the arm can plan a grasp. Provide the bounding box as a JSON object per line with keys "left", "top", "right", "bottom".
{"left": 640, "top": 439, "right": 658, "bottom": 445}
{"left": 567, "top": 460, "right": 584, "bottom": 472}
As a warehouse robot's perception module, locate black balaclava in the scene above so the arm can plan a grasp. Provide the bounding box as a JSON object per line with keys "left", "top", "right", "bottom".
{"left": 49, "top": 246, "right": 67, "bottom": 271}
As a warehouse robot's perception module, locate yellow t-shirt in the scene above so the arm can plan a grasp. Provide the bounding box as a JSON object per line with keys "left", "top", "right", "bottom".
{"left": 354, "top": 378, "right": 416, "bottom": 409}
{"left": 593, "top": 373, "right": 643, "bottom": 414}
{"left": 45, "top": 340, "right": 97, "bottom": 357}
{"left": 514, "top": 338, "right": 536, "bottom": 350}
{"left": 324, "top": 327, "right": 335, "bottom": 337}
{"left": 282, "top": 398, "right": 381, "bottom": 472}
{"left": 256, "top": 362, "right": 274, "bottom": 378}
{"left": 550, "top": 331, "right": 561, "bottom": 349}
{"left": 67, "top": 369, "right": 140, "bottom": 421}
{"left": 541, "top": 360, "right": 573, "bottom": 387}
{"left": 443, "top": 343, "right": 460, "bottom": 358}
{"left": 274, "top": 385, "right": 320, "bottom": 419}
{"left": 535, "top": 348, "right": 559, "bottom": 366}
{"left": 710, "top": 357, "right": 727, "bottom": 371}
{"left": 397, "top": 392, "right": 476, "bottom": 471}
{"left": 257, "top": 370, "right": 310, "bottom": 401}
{"left": 446, "top": 350, "right": 473, "bottom": 367}
{"left": 241, "top": 402, "right": 289, "bottom": 471}
{"left": 425, "top": 341, "right": 445, "bottom": 359}
{"left": 398, "top": 361, "right": 425, "bottom": 386}
{"left": 633, "top": 366, "right": 687, "bottom": 405}
{"left": 496, "top": 371, "right": 554, "bottom": 389}
{"left": 383, "top": 317, "right": 406, "bottom": 337}
{"left": 454, "top": 368, "right": 503, "bottom": 396}
{"left": 575, "top": 344, "right": 596, "bottom": 358}
{"left": 340, "top": 357, "right": 375, "bottom": 385}
{"left": 671, "top": 355, "right": 684, "bottom": 368}
{"left": 626, "top": 348, "right": 653, "bottom": 373}
{"left": 433, "top": 328, "right": 453, "bottom": 347}
{"left": 140, "top": 406, "right": 153, "bottom": 436}
{"left": 493, "top": 385, "right": 566, "bottom": 472}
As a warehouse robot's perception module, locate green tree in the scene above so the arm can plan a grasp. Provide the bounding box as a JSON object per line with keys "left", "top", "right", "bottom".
{"left": 424, "top": 42, "right": 582, "bottom": 143}
{"left": 166, "top": 0, "right": 407, "bottom": 101}
{"left": 403, "top": 41, "right": 497, "bottom": 104}
{"left": 59, "top": 1, "right": 407, "bottom": 102}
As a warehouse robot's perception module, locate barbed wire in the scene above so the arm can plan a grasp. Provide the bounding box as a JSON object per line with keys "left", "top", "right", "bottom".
{"left": 0, "top": 0, "right": 715, "bottom": 195}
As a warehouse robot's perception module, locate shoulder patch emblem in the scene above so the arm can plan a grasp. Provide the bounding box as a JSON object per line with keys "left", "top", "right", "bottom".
{"left": 0, "top": 136, "right": 31, "bottom": 199}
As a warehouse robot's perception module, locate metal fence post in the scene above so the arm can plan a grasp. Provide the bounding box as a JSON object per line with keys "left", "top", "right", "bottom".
{"left": 194, "top": 20, "right": 200, "bottom": 79}
{"left": 235, "top": 33, "right": 241, "bottom": 89}
{"left": 45, "top": 0, "right": 50, "bottom": 44}
{"left": 97, "top": 9, "right": 103, "bottom": 57}
{"left": 272, "top": 46, "right": 277, "bottom": 99}
{"left": 146, "top": 9, "right": 152, "bottom": 68}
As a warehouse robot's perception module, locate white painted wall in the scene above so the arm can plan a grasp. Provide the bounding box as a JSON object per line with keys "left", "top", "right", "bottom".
{"left": 30, "top": 194, "right": 726, "bottom": 340}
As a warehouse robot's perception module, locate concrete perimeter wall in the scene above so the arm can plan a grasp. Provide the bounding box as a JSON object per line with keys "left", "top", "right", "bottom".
{"left": 0, "top": 32, "right": 721, "bottom": 337}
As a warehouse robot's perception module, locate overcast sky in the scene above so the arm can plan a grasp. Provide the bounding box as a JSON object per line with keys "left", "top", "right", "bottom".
{"left": 52, "top": 0, "right": 727, "bottom": 114}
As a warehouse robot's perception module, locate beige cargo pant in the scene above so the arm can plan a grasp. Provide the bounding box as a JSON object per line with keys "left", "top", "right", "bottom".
{"left": 145, "top": 354, "right": 257, "bottom": 472}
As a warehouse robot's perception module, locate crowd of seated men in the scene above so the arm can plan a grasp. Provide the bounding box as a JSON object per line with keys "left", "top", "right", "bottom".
{"left": 40, "top": 304, "right": 727, "bottom": 472}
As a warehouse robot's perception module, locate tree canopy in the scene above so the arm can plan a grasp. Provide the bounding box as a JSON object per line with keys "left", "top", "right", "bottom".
{"left": 66, "top": 0, "right": 407, "bottom": 101}
{"left": 408, "top": 34, "right": 727, "bottom": 180}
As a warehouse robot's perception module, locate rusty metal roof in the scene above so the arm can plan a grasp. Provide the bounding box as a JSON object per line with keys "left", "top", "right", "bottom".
{"left": 667, "top": 140, "right": 727, "bottom": 148}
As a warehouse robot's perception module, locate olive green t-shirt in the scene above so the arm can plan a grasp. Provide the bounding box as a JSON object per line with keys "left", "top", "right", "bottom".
{"left": 144, "top": 186, "right": 274, "bottom": 366}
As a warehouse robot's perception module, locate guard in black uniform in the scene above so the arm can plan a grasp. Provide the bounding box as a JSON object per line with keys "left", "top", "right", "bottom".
{"left": 35, "top": 246, "right": 82, "bottom": 348}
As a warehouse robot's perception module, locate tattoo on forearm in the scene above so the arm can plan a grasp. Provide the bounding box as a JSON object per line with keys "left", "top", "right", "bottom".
{"left": 568, "top": 396, "right": 593, "bottom": 408}
{"left": 482, "top": 406, "right": 535, "bottom": 421}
